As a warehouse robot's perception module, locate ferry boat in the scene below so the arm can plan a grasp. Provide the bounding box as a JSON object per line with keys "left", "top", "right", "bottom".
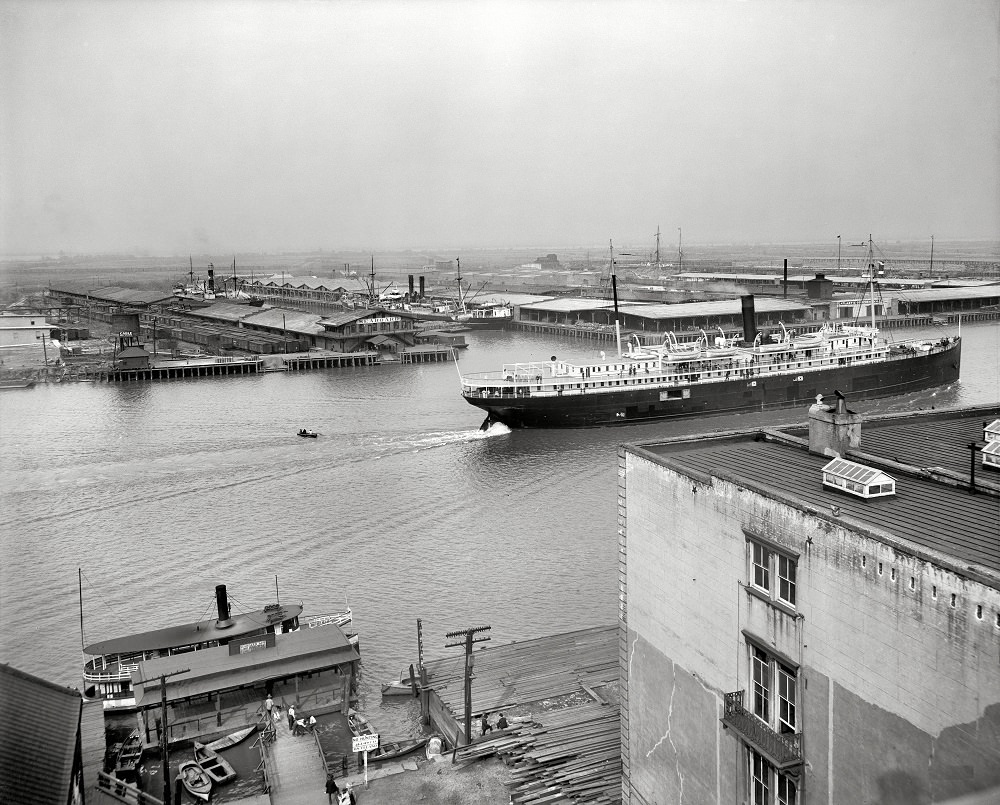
{"left": 453, "top": 303, "right": 513, "bottom": 329}
{"left": 80, "top": 575, "right": 353, "bottom": 710}
{"left": 460, "top": 240, "right": 962, "bottom": 428}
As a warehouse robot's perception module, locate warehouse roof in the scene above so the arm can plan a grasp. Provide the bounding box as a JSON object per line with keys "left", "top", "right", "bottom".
{"left": 631, "top": 404, "right": 1000, "bottom": 578}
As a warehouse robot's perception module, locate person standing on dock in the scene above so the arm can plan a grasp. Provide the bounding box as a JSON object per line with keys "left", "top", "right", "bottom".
{"left": 265, "top": 693, "right": 274, "bottom": 721}
{"left": 287, "top": 704, "right": 296, "bottom": 731}
{"left": 480, "top": 711, "right": 492, "bottom": 736}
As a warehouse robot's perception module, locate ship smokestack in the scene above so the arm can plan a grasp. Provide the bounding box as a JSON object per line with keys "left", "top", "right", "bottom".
{"left": 419, "top": 275, "right": 425, "bottom": 297}
{"left": 215, "top": 584, "right": 234, "bottom": 628}
{"left": 741, "top": 295, "right": 757, "bottom": 343}
{"left": 408, "top": 274, "right": 415, "bottom": 296}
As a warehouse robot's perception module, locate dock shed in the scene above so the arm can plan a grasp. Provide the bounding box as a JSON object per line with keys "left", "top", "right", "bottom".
{"left": 131, "top": 624, "right": 359, "bottom": 745}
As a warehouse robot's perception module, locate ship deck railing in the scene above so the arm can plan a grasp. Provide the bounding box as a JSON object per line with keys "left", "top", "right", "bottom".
{"left": 462, "top": 337, "right": 955, "bottom": 399}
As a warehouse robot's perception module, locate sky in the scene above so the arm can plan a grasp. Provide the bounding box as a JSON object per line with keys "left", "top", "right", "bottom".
{"left": 1, "top": 0, "right": 998, "bottom": 255}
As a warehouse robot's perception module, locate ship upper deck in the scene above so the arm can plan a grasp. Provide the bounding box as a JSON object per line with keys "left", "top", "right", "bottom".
{"left": 83, "top": 603, "right": 304, "bottom": 657}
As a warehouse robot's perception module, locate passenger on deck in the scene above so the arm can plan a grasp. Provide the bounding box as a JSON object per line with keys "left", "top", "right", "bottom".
{"left": 480, "top": 711, "right": 492, "bottom": 735}
{"left": 496, "top": 713, "right": 509, "bottom": 730}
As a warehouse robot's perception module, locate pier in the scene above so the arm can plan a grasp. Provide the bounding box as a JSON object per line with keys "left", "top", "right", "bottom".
{"left": 109, "top": 356, "right": 264, "bottom": 382}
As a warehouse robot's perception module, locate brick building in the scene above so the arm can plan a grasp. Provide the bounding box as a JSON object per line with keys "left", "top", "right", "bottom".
{"left": 617, "top": 401, "right": 1000, "bottom": 804}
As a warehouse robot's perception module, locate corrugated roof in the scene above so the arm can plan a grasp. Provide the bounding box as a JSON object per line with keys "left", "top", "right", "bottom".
{"left": 637, "top": 431, "right": 1000, "bottom": 575}
{"left": 243, "top": 308, "right": 326, "bottom": 334}
{"left": 49, "top": 284, "right": 176, "bottom": 305}
{"left": 618, "top": 297, "right": 809, "bottom": 319}
{"left": 851, "top": 409, "right": 1000, "bottom": 479}
{"left": 183, "top": 302, "right": 262, "bottom": 323}
{"left": 521, "top": 298, "right": 618, "bottom": 313}
{"left": 0, "top": 663, "right": 81, "bottom": 805}
{"left": 893, "top": 286, "right": 1000, "bottom": 302}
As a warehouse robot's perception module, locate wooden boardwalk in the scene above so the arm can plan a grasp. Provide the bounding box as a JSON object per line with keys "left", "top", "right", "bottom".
{"left": 265, "top": 711, "right": 330, "bottom": 805}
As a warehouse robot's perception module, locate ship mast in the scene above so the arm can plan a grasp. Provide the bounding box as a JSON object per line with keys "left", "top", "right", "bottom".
{"left": 456, "top": 257, "right": 466, "bottom": 315}
{"left": 610, "top": 240, "right": 622, "bottom": 358}
{"left": 655, "top": 226, "right": 660, "bottom": 265}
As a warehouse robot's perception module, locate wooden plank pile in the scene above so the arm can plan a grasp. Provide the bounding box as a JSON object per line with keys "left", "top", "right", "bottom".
{"left": 423, "top": 624, "right": 619, "bottom": 720}
{"left": 455, "top": 702, "right": 621, "bottom": 804}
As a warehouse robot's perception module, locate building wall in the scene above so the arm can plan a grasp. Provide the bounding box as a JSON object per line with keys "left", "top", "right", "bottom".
{"left": 0, "top": 314, "right": 51, "bottom": 347}
{"left": 619, "top": 447, "right": 1000, "bottom": 804}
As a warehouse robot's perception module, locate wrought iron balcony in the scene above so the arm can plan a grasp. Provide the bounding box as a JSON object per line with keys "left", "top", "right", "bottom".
{"left": 722, "top": 691, "right": 803, "bottom": 769}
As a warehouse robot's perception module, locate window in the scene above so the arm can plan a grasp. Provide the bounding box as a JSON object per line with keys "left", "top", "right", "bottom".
{"left": 748, "top": 748, "right": 798, "bottom": 805}
{"left": 748, "top": 641, "right": 797, "bottom": 734}
{"left": 747, "top": 537, "right": 797, "bottom": 608}
{"left": 752, "top": 543, "right": 771, "bottom": 591}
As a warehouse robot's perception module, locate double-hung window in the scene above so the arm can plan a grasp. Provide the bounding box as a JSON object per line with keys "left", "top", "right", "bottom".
{"left": 748, "top": 642, "right": 797, "bottom": 734}
{"left": 749, "top": 748, "right": 799, "bottom": 805}
{"left": 747, "top": 535, "right": 797, "bottom": 608}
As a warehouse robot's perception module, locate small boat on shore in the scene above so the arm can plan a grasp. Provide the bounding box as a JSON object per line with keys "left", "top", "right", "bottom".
{"left": 381, "top": 670, "right": 419, "bottom": 697}
{"left": 0, "top": 379, "right": 36, "bottom": 390}
{"left": 381, "top": 679, "right": 418, "bottom": 697}
{"left": 113, "top": 729, "right": 143, "bottom": 782}
{"left": 298, "top": 428, "right": 318, "bottom": 438}
{"left": 347, "top": 708, "right": 428, "bottom": 762}
{"left": 205, "top": 725, "right": 257, "bottom": 752}
{"left": 193, "top": 741, "right": 237, "bottom": 784}
{"left": 178, "top": 761, "right": 212, "bottom": 802}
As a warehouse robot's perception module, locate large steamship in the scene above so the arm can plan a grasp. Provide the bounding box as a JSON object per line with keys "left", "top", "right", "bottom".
{"left": 459, "top": 242, "right": 962, "bottom": 429}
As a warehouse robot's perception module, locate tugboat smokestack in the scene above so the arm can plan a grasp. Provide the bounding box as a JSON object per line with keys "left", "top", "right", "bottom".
{"left": 215, "top": 584, "right": 233, "bottom": 628}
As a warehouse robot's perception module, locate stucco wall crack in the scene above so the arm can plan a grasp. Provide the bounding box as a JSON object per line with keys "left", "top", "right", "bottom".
{"left": 645, "top": 660, "right": 685, "bottom": 802}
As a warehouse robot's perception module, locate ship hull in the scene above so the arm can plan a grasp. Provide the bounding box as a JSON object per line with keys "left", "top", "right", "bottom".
{"left": 464, "top": 339, "right": 961, "bottom": 428}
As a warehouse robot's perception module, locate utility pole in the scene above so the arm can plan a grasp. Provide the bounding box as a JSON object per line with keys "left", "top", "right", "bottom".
{"left": 655, "top": 225, "right": 661, "bottom": 264}
{"left": 445, "top": 625, "right": 491, "bottom": 744}
{"left": 144, "top": 667, "right": 190, "bottom": 805}
{"left": 930, "top": 234, "right": 935, "bottom": 278}
{"left": 678, "top": 227, "right": 683, "bottom": 272}
{"left": 837, "top": 235, "right": 841, "bottom": 272}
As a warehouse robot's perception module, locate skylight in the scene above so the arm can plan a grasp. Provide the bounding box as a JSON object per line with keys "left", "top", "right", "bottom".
{"left": 821, "top": 457, "right": 896, "bottom": 499}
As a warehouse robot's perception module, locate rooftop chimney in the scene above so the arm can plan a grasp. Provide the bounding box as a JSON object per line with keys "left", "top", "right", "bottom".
{"left": 808, "top": 390, "right": 862, "bottom": 457}
{"left": 215, "top": 584, "right": 234, "bottom": 629}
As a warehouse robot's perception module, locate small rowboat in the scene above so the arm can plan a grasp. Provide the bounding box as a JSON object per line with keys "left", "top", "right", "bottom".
{"left": 348, "top": 708, "right": 429, "bottom": 762}
{"left": 381, "top": 677, "right": 419, "bottom": 697}
{"left": 298, "top": 429, "right": 318, "bottom": 438}
{"left": 193, "top": 741, "right": 237, "bottom": 784}
{"left": 177, "top": 761, "right": 212, "bottom": 802}
{"left": 205, "top": 725, "right": 256, "bottom": 752}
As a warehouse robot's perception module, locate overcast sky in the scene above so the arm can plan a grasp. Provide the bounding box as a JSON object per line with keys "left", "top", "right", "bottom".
{"left": 2, "top": 0, "right": 998, "bottom": 255}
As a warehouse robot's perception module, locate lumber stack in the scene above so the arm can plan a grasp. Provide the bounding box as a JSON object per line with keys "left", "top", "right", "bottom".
{"left": 456, "top": 702, "right": 622, "bottom": 804}
{"left": 423, "top": 624, "right": 619, "bottom": 720}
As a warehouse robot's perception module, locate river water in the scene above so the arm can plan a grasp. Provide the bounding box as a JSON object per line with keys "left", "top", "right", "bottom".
{"left": 0, "top": 321, "right": 996, "bottom": 739}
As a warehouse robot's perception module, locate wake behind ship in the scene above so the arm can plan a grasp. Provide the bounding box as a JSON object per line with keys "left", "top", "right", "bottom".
{"left": 460, "top": 296, "right": 962, "bottom": 429}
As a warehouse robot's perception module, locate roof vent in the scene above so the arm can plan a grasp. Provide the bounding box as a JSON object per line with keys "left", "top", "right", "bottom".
{"left": 822, "top": 457, "right": 896, "bottom": 499}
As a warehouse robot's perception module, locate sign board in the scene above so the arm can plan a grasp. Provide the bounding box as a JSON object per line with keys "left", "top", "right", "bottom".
{"left": 228, "top": 632, "right": 277, "bottom": 656}
{"left": 352, "top": 734, "right": 379, "bottom": 753}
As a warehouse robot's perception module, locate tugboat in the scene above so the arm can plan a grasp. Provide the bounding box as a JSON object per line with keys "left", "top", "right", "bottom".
{"left": 460, "top": 239, "right": 962, "bottom": 428}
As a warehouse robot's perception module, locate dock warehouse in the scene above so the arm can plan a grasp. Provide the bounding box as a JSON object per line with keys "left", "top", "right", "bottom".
{"left": 129, "top": 624, "right": 360, "bottom": 745}
{"left": 515, "top": 296, "right": 813, "bottom": 332}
